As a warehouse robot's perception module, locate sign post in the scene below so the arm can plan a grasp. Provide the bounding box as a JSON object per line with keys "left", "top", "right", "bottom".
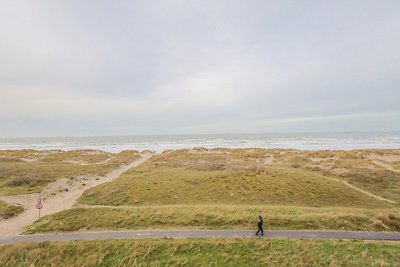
{"left": 36, "top": 198, "right": 43, "bottom": 219}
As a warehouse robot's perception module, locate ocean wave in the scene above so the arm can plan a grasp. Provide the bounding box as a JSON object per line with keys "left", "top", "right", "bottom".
{"left": 0, "top": 133, "right": 399, "bottom": 153}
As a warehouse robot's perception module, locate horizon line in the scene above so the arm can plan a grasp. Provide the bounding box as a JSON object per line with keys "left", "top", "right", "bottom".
{"left": 1, "top": 130, "right": 399, "bottom": 140}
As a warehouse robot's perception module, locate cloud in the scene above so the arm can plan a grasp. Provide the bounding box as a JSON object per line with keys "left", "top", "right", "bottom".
{"left": 0, "top": 0, "right": 399, "bottom": 137}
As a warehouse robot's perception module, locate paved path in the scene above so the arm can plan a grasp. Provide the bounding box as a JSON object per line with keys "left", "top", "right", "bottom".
{"left": 1, "top": 230, "right": 400, "bottom": 244}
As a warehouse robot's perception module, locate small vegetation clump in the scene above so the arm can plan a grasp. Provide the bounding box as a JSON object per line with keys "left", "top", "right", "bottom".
{"left": 0, "top": 200, "right": 23, "bottom": 219}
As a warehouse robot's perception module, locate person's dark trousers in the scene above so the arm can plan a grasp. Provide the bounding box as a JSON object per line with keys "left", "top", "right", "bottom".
{"left": 256, "top": 227, "right": 264, "bottom": 235}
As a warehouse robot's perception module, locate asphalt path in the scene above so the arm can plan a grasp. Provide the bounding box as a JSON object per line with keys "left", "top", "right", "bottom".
{"left": 1, "top": 230, "right": 400, "bottom": 244}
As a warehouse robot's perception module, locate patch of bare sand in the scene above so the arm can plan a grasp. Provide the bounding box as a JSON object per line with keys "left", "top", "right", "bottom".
{"left": 0, "top": 152, "right": 153, "bottom": 237}
{"left": 63, "top": 157, "right": 113, "bottom": 166}
{"left": 264, "top": 155, "right": 275, "bottom": 164}
{"left": 189, "top": 148, "right": 231, "bottom": 155}
{"left": 20, "top": 158, "right": 39, "bottom": 163}
{"left": 368, "top": 153, "right": 400, "bottom": 163}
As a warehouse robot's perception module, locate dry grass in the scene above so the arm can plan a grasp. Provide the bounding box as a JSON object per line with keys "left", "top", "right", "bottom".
{"left": 0, "top": 150, "right": 140, "bottom": 196}
{"left": 0, "top": 200, "right": 23, "bottom": 219}
{"left": 46, "top": 148, "right": 398, "bottom": 234}
{"left": 1, "top": 238, "right": 399, "bottom": 267}
{"left": 25, "top": 206, "right": 400, "bottom": 233}
{"left": 39, "top": 149, "right": 113, "bottom": 164}
{"left": 80, "top": 149, "right": 398, "bottom": 208}
{"left": 393, "top": 162, "right": 400, "bottom": 170}
{"left": 9, "top": 148, "right": 400, "bottom": 235}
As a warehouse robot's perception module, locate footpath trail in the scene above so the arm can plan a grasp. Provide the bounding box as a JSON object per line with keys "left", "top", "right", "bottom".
{"left": 1, "top": 230, "right": 400, "bottom": 244}
{"left": 0, "top": 152, "right": 153, "bottom": 237}
{"left": 324, "top": 177, "right": 396, "bottom": 204}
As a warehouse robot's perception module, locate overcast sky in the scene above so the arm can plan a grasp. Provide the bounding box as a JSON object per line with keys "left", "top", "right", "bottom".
{"left": 0, "top": 0, "right": 399, "bottom": 137}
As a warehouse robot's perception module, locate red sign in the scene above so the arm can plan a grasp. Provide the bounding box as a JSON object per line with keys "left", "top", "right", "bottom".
{"left": 36, "top": 203, "right": 43, "bottom": 209}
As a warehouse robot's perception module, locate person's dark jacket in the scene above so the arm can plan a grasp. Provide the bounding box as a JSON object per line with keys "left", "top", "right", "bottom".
{"left": 258, "top": 218, "right": 263, "bottom": 228}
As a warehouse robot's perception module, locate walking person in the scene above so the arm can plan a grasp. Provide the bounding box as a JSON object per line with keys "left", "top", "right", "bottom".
{"left": 255, "top": 215, "right": 264, "bottom": 236}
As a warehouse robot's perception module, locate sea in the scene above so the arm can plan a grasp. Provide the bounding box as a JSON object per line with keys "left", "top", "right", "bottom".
{"left": 0, "top": 132, "right": 399, "bottom": 153}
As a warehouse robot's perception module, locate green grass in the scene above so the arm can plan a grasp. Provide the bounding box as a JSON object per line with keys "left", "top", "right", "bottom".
{"left": 25, "top": 206, "right": 400, "bottom": 233}
{"left": 1, "top": 238, "right": 399, "bottom": 266}
{"left": 0, "top": 150, "right": 140, "bottom": 195}
{"left": 79, "top": 149, "right": 396, "bottom": 208}
{"left": 0, "top": 200, "right": 23, "bottom": 219}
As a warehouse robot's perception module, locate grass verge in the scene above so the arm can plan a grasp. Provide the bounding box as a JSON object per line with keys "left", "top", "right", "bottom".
{"left": 24, "top": 206, "right": 400, "bottom": 233}
{"left": 1, "top": 238, "right": 399, "bottom": 266}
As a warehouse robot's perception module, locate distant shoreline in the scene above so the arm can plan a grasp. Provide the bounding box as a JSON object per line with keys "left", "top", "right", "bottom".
{"left": 0, "top": 147, "right": 399, "bottom": 155}
{"left": 0, "top": 132, "right": 399, "bottom": 153}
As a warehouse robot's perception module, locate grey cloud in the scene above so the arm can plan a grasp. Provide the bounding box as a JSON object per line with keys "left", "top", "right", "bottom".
{"left": 0, "top": 0, "right": 399, "bottom": 137}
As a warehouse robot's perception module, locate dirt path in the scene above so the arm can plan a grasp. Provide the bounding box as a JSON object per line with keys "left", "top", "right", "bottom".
{"left": 0, "top": 152, "right": 153, "bottom": 237}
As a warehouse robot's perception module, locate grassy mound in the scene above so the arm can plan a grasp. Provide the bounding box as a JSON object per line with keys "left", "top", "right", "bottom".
{"left": 79, "top": 149, "right": 398, "bottom": 208}
{"left": 25, "top": 206, "right": 400, "bottom": 233}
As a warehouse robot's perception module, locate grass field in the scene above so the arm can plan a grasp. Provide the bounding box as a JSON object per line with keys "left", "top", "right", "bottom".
{"left": 1, "top": 238, "right": 399, "bottom": 266}
{"left": 24, "top": 148, "right": 400, "bottom": 233}
{"left": 79, "top": 149, "right": 399, "bottom": 208}
{"left": 79, "top": 165, "right": 393, "bottom": 208}
{"left": 25, "top": 206, "right": 400, "bottom": 233}
{"left": 0, "top": 150, "right": 140, "bottom": 195}
{"left": 0, "top": 200, "right": 23, "bottom": 219}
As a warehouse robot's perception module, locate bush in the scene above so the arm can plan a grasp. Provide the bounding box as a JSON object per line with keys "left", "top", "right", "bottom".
{"left": 6, "top": 177, "right": 48, "bottom": 187}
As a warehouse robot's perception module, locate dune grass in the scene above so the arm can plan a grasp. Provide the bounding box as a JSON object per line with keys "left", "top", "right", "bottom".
{"left": 274, "top": 149, "right": 400, "bottom": 203}
{"left": 25, "top": 206, "right": 400, "bottom": 234}
{"left": 343, "top": 168, "right": 400, "bottom": 203}
{"left": 36, "top": 148, "right": 394, "bottom": 234}
{"left": 14, "top": 148, "right": 400, "bottom": 235}
{"left": 1, "top": 238, "right": 399, "bottom": 267}
{"left": 0, "top": 150, "right": 140, "bottom": 196}
{"left": 39, "top": 150, "right": 113, "bottom": 164}
{"left": 0, "top": 200, "right": 23, "bottom": 219}
{"left": 79, "top": 149, "right": 397, "bottom": 208}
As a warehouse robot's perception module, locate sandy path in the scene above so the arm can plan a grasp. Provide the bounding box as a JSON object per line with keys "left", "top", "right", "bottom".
{"left": 0, "top": 152, "right": 153, "bottom": 237}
